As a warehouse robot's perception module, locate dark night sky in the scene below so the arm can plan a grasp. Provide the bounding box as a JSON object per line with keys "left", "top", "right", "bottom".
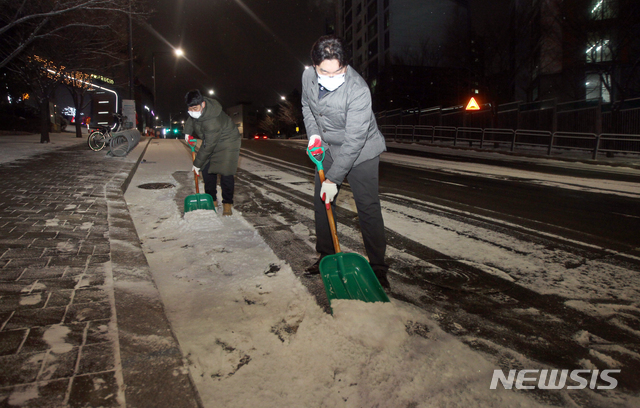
{"left": 137, "top": 0, "right": 508, "bottom": 120}
{"left": 138, "top": 0, "right": 334, "bottom": 119}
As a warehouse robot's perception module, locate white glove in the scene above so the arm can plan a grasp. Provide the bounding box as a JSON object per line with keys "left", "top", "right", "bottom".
{"left": 320, "top": 180, "right": 338, "bottom": 204}
{"left": 308, "top": 134, "right": 322, "bottom": 149}
{"left": 192, "top": 165, "right": 200, "bottom": 175}
{"left": 185, "top": 134, "right": 193, "bottom": 142}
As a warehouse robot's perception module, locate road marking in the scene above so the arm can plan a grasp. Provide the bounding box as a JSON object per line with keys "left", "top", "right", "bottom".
{"left": 419, "top": 177, "right": 467, "bottom": 187}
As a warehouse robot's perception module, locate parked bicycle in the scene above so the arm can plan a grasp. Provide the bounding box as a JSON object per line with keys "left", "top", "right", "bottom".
{"left": 87, "top": 113, "right": 126, "bottom": 151}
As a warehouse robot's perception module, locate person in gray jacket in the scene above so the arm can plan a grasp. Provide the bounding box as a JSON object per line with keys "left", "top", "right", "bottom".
{"left": 183, "top": 89, "right": 241, "bottom": 216}
{"left": 301, "top": 35, "right": 390, "bottom": 289}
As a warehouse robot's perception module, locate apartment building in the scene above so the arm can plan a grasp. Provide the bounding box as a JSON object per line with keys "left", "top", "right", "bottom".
{"left": 513, "top": 0, "right": 640, "bottom": 103}
{"left": 334, "top": 0, "right": 472, "bottom": 110}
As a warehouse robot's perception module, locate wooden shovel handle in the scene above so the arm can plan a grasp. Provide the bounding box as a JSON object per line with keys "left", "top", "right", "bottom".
{"left": 192, "top": 150, "right": 200, "bottom": 194}
{"left": 318, "top": 169, "right": 341, "bottom": 253}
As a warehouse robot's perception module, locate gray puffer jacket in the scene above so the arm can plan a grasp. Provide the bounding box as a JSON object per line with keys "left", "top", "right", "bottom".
{"left": 301, "top": 65, "right": 386, "bottom": 185}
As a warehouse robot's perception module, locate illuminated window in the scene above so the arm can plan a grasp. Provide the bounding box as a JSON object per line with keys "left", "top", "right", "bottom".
{"left": 585, "top": 73, "right": 610, "bottom": 102}
{"left": 591, "top": 0, "right": 615, "bottom": 20}
{"left": 586, "top": 38, "right": 611, "bottom": 63}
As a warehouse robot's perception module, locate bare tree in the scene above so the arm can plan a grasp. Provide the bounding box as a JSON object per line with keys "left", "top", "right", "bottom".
{"left": 277, "top": 100, "right": 300, "bottom": 127}
{"left": 0, "top": 0, "right": 140, "bottom": 69}
{"left": 10, "top": 54, "right": 65, "bottom": 142}
{"left": 258, "top": 114, "right": 278, "bottom": 137}
{"left": 57, "top": 10, "right": 133, "bottom": 138}
{"left": 2, "top": 0, "right": 148, "bottom": 142}
{"left": 276, "top": 100, "right": 303, "bottom": 138}
{"left": 477, "top": 1, "right": 543, "bottom": 103}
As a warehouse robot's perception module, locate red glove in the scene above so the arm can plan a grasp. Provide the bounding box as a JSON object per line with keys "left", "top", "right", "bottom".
{"left": 185, "top": 135, "right": 196, "bottom": 146}
{"left": 308, "top": 135, "right": 322, "bottom": 149}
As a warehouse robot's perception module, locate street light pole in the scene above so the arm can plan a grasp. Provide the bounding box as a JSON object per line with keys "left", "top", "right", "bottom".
{"left": 128, "top": 1, "right": 134, "bottom": 100}
{"left": 153, "top": 53, "right": 157, "bottom": 109}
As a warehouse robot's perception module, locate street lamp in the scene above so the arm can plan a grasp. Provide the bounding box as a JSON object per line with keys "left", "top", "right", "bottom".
{"left": 152, "top": 48, "right": 184, "bottom": 119}
{"left": 209, "top": 89, "right": 215, "bottom": 95}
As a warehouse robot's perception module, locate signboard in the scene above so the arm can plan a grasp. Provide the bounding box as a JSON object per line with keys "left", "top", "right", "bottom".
{"left": 465, "top": 97, "right": 480, "bottom": 111}
{"left": 122, "top": 99, "right": 136, "bottom": 129}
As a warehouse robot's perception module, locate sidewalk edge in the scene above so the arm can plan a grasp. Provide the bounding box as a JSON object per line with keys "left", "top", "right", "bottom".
{"left": 107, "top": 137, "right": 204, "bottom": 408}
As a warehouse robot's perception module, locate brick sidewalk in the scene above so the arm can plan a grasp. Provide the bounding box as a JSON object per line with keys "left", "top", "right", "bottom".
{"left": 0, "top": 141, "right": 201, "bottom": 407}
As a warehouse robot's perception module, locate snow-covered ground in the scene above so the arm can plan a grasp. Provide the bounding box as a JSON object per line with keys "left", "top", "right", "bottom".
{"left": 240, "top": 147, "right": 640, "bottom": 302}
{"left": 0, "top": 131, "right": 87, "bottom": 164}
{"left": 124, "top": 140, "right": 639, "bottom": 407}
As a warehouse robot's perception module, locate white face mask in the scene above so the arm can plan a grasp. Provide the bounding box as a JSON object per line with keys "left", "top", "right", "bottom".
{"left": 318, "top": 73, "right": 346, "bottom": 91}
{"left": 188, "top": 110, "right": 202, "bottom": 119}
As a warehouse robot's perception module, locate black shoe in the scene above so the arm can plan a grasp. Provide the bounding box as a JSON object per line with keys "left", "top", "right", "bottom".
{"left": 373, "top": 269, "right": 391, "bottom": 290}
{"left": 305, "top": 257, "right": 323, "bottom": 275}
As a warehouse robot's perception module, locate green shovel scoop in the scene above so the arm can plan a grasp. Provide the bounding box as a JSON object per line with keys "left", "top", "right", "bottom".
{"left": 307, "top": 145, "right": 389, "bottom": 308}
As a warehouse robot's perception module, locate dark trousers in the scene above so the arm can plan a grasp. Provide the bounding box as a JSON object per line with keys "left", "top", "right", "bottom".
{"left": 201, "top": 162, "right": 234, "bottom": 204}
{"left": 314, "top": 152, "right": 388, "bottom": 273}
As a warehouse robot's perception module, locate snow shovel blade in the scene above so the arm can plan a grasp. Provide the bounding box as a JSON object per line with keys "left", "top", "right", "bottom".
{"left": 319, "top": 252, "right": 390, "bottom": 304}
{"left": 184, "top": 143, "right": 215, "bottom": 213}
{"left": 184, "top": 193, "right": 215, "bottom": 212}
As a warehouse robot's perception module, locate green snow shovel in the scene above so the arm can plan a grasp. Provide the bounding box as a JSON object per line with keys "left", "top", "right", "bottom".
{"left": 184, "top": 138, "right": 216, "bottom": 213}
{"left": 307, "top": 145, "right": 389, "bottom": 308}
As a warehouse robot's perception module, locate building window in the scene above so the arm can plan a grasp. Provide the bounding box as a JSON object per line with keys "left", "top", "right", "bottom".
{"left": 384, "top": 31, "right": 389, "bottom": 50}
{"left": 368, "top": 38, "right": 378, "bottom": 58}
{"left": 586, "top": 73, "right": 611, "bottom": 102}
{"left": 384, "top": 0, "right": 389, "bottom": 10}
{"left": 368, "top": 18, "right": 378, "bottom": 39}
{"left": 345, "top": 11, "right": 352, "bottom": 29}
{"left": 368, "top": 1, "right": 377, "bottom": 21}
{"left": 356, "top": 2, "right": 362, "bottom": 16}
{"left": 586, "top": 38, "right": 611, "bottom": 63}
{"left": 345, "top": 0, "right": 352, "bottom": 11}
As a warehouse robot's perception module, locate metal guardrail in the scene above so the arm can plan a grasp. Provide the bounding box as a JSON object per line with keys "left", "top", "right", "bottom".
{"left": 380, "top": 125, "right": 640, "bottom": 160}
{"left": 376, "top": 97, "right": 640, "bottom": 135}
{"left": 109, "top": 129, "right": 141, "bottom": 157}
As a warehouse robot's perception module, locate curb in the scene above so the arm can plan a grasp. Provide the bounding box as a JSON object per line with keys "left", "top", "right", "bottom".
{"left": 106, "top": 137, "right": 204, "bottom": 407}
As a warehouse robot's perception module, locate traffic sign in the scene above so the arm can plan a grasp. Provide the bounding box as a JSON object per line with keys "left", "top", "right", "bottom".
{"left": 465, "top": 97, "right": 480, "bottom": 110}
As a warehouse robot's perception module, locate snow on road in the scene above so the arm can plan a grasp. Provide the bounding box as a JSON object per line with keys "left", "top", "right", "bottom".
{"left": 124, "top": 140, "right": 558, "bottom": 408}
{"left": 124, "top": 140, "right": 640, "bottom": 407}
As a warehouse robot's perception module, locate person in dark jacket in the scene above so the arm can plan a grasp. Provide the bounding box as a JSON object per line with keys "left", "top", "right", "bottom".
{"left": 183, "top": 89, "right": 241, "bottom": 216}
{"left": 301, "top": 35, "right": 390, "bottom": 289}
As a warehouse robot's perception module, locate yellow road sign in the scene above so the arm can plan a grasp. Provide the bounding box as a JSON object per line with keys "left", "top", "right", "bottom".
{"left": 466, "top": 97, "right": 480, "bottom": 110}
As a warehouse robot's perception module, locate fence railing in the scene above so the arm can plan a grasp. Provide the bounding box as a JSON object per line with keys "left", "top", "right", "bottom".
{"left": 380, "top": 125, "right": 640, "bottom": 160}
{"left": 377, "top": 97, "right": 640, "bottom": 136}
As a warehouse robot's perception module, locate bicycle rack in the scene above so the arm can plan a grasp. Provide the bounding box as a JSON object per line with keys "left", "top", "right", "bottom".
{"left": 109, "top": 129, "right": 141, "bottom": 157}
